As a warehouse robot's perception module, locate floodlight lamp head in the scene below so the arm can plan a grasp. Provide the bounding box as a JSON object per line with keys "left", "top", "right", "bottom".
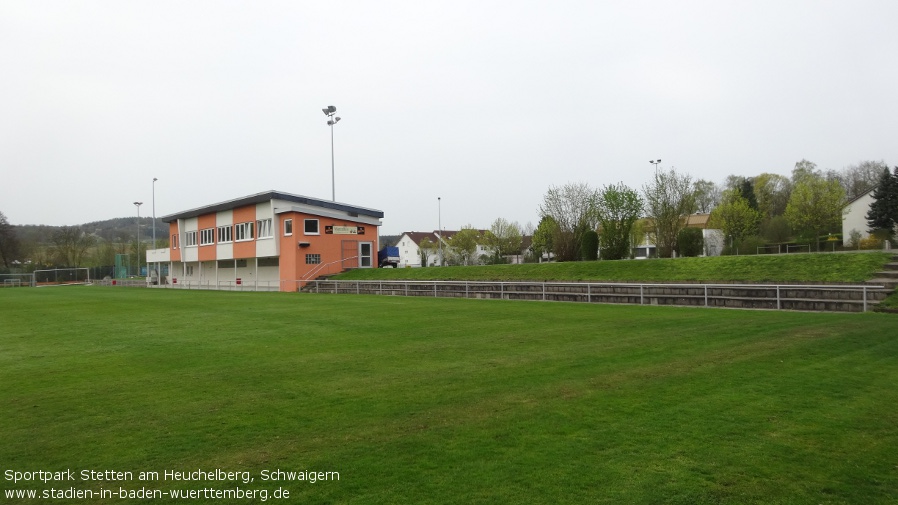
{"left": 322, "top": 105, "right": 336, "bottom": 116}
{"left": 327, "top": 120, "right": 334, "bottom": 125}
{"left": 334, "top": 117, "right": 341, "bottom": 123}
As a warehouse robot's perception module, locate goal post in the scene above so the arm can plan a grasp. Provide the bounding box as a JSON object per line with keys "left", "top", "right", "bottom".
{"left": 32, "top": 268, "right": 91, "bottom": 286}
{"left": 0, "top": 273, "right": 34, "bottom": 288}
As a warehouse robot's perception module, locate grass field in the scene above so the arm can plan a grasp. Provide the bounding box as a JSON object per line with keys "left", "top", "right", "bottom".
{"left": 2, "top": 287, "right": 897, "bottom": 504}
{"left": 336, "top": 251, "right": 894, "bottom": 283}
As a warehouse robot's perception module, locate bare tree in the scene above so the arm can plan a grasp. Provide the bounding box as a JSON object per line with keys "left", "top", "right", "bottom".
{"left": 51, "top": 226, "right": 96, "bottom": 267}
{"left": 538, "top": 182, "right": 599, "bottom": 261}
{"left": 642, "top": 168, "right": 695, "bottom": 258}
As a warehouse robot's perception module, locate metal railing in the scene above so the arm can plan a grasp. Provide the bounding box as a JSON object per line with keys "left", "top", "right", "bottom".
{"left": 304, "top": 280, "right": 887, "bottom": 312}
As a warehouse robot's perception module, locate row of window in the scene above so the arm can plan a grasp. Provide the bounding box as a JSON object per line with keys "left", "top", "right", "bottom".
{"left": 173, "top": 219, "right": 321, "bottom": 248}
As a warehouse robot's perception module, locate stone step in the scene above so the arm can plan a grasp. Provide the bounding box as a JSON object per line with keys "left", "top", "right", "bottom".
{"left": 882, "top": 262, "right": 898, "bottom": 271}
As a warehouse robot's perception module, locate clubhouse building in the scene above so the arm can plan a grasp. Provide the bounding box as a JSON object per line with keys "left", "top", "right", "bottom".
{"left": 147, "top": 191, "right": 384, "bottom": 291}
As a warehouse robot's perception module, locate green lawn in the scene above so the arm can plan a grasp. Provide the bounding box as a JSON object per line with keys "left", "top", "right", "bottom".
{"left": 339, "top": 251, "right": 893, "bottom": 283}
{"left": 2, "top": 287, "right": 897, "bottom": 504}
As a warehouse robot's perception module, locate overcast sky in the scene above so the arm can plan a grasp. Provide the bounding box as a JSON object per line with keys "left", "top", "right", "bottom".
{"left": 2, "top": 1, "right": 897, "bottom": 235}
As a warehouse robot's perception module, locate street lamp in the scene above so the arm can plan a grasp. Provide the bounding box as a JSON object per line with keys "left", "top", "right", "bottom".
{"left": 134, "top": 201, "right": 143, "bottom": 277}
{"left": 437, "top": 197, "right": 443, "bottom": 267}
{"left": 322, "top": 105, "right": 341, "bottom": 201}
{"left": 649, "top": 159, "right": 661, "bottom": 170}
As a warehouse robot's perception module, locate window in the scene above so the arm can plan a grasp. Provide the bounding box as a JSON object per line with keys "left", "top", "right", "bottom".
{"left": 305, "top": 254, "right": 321, "bottom": 264}
{"left": 235, "top": 222, "right": 254, "bottom": 241}
{"left": 185, "top": 231, "right": 198, "bottom": 247}
{"left": 258, "top": 257, "right": 279, "bottom": 267}
{"left": 304, "top": 219, "right": 319, "bottom": 235}
{"left": 257, "top": 218, "right": 272, "bottom": 238}
{"left": 217, "top": 225, "right": 232, "bottom": 243}
{"left": 200, "top": 228, "right": 215, "bottom": 245}
{"left": 185, "top": 265, "right": 194, "bottom": 276}
{"left": 171, "top": 234, "right": 179, "bottom": 249}
{"left": 284, "top": 219, "right": 293, "bottom": 236}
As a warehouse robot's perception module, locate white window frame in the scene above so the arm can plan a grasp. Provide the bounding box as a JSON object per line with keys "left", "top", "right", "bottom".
{"left": 235, "top": 222, "right": 254, "bottom": 242}
{"left": 171, "top": 234, "right": 179, "bottom": 249}
{"left": 185, "top": 231, "right": 198, "bottom": 247}
{"left": 217, "top": 225, "right": 232, "bottom": 244}
{"left": 304, "top": 219, "right": 319, "bottom": 235}
{"left": 305, "top": 253, "right": 321, "bottom": 264}
{"left": 257, "top": 218, "right": 273, "bottom": 239}
{"left": 284, "top": 219, "right": 293, "bottom": 236}
{"left": 200, "top": 228, "right": 215, "bottom": 246}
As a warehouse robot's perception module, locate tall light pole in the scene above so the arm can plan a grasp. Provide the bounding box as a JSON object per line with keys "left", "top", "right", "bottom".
{"left": 649, "top": 159, "right": 661, "bottom": 171}
{"left": 134, "top": 201, "right": 143, "bottom": 277}
{"left": 437, "top": 197, "right": 443, "bottom": 267}
{"left": 152, "top": 178, "right": 158, "bottom": 282}
{"left": 322, "top": 105, "right": 341, "bottom": 201}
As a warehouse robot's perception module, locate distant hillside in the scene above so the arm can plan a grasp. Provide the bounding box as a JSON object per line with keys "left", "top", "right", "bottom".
{"left": 16, "top": 220, "right": 401, "bottom": 247}
{"left": 16, "top": 218, "right": 167, "bottom": 245}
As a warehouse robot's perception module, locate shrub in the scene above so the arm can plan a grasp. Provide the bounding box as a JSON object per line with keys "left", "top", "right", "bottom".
{"left": 676, "top": 228, "right": 704, "bottom": 257}
{"left": 580, "top": 230, "right": 599, "bottom": 261}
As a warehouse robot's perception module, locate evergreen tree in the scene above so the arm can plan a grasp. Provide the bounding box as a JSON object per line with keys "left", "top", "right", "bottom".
{"left": 865, "top": 167, "right": 898, "bottom": 238}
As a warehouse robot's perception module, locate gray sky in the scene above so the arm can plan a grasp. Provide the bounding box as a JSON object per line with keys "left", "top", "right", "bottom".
{"left": 2, "top": 1, "right": 897, "bottom": 235}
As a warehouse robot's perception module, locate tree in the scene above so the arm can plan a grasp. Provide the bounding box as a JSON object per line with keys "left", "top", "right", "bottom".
{"left": 692, "top": 179, "right": 721, "bottom": 213}
{"left": 446, "top": 226, "right": 481, "bottom": 266}
{"left": 642, "top": 167, "right": 695, "bottom": 258}
{"left": 596, "top": 183, "right": 643, "bottom": 260}
{"left": 838, "top": 160, "right": 889, "bottom": 200}
{"left": 483, "top": 218, "right": 523, "bottom": 263}
{"left": 784, "top": 175, "right": 846, "bottom": 251}
{"left": 418, "top": 236, "right": 436, "bottom": 266}
{"left": 865, "top": 167, "right": 898, "bottom": 239}
{"left": 51, "top": 226, "right": 96, "bottom": 267}
{"left": 530, "top": 216, "right": 557, "bottom": 262}
{"left": 791, "top": 159, "right": 820, "bottom": 184}
{"left": 538, "top": 182, "right": 599, "bottom": 261}
{"left": 753, "top": 173, "right": 791, "bottom": 218}
{"left": 580, "top": 230, "right": 599, "bottom": 261}
{"left": 0, "top": 211, "right": 21, "bottom": 270}
{"left": 677, "top": 228, "right": 704, "bottom": 257}
{"left": 739, "top": 178, "right": 758, "bottom": 211}
{"left": 709, "top": 189, "right": 762, "bottom": 246}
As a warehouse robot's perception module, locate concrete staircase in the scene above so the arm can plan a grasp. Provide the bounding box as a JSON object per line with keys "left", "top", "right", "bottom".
{"left": 868, "top": 253, "right": 898, "bottom": 310}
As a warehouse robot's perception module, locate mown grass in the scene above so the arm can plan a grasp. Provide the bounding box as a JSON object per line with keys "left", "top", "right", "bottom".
{"left": 337, "top": 251, "right": 893, "bottom": 283}
{"left": 1, "top": 287, "right": 897, "bottom": 504}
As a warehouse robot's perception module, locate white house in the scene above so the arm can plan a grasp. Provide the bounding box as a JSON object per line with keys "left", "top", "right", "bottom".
{"left": 842, "top": 191, "right": 875, "bottom": 246}
{"left": 396, "top": 230, "right": 512, "bottom": 266}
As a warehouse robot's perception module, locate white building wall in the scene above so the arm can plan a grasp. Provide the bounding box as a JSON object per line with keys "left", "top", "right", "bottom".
{"left": 842, "top": 192, "right": 874, "bottom": 245}
{"left": 255, "top": 201, "right": 278, "bottom": 258}
{"left": 398, "top": 234, "right": 423, "bottom": 267}
{"left": 216, "top": 210, "right": 234, "bottom": 260}
{"left": 182, "top": 218, "right": 199, "bottom": 262}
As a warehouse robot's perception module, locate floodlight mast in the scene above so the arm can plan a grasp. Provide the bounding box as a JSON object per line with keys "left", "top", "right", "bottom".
{"left": 322, "top": 105, "right": 341, "bottom": 201}
{"left": 134, "top": 201, "right": 143, "bottom": 276}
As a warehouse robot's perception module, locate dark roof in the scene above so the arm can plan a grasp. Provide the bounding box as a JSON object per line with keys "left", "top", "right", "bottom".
{"left": 160, "top": 190, "right": 384, "bottom": 223}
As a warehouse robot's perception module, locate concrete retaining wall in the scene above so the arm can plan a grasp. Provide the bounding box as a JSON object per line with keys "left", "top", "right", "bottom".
{"left": 304, "top": 280, "right": 890, "bottom": 313}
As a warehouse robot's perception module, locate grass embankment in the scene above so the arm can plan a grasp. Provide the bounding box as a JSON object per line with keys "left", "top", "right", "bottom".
{"left": 2, "top": 287, "right": 897, "bottom": 504}
{"left": 337, "top": 251, "right": 892, "bottom": 283}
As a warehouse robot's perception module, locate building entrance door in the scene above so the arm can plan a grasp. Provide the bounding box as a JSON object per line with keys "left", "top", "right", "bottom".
{"left": 359, "top": 242, "right": 373, "bottom": 268}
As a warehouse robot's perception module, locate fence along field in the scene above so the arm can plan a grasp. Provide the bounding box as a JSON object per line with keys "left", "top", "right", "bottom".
{"left": 1, "top": 287, "right": 897, "bottom": 504}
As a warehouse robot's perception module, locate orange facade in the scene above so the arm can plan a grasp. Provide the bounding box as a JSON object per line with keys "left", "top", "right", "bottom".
{"left": 163, "top": 191, "right": 383, "bottom": 292}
